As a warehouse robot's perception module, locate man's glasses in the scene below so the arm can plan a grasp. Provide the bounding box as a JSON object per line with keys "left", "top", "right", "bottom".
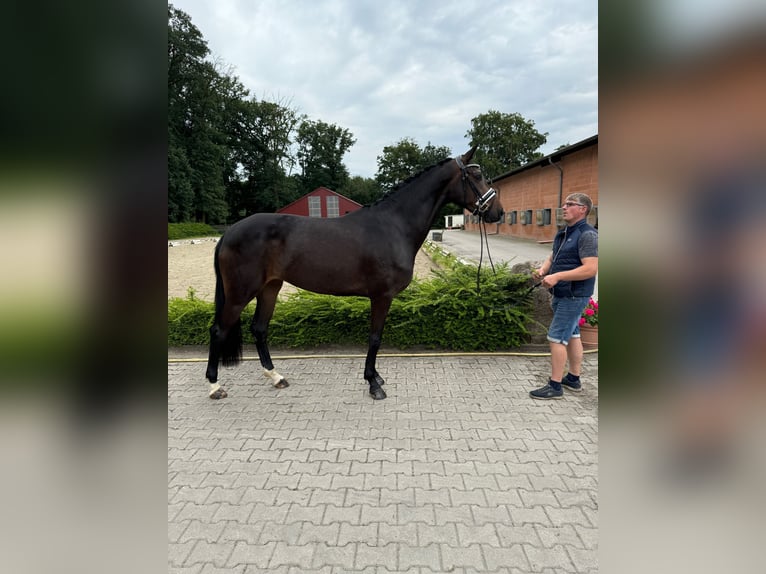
{"left": 562, "top": 201, "right": 585, "bottom": 208}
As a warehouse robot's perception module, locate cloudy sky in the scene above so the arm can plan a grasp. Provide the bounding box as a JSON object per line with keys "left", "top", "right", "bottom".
{"left": 170, "top": 0, "right": 598, "bottom": 178}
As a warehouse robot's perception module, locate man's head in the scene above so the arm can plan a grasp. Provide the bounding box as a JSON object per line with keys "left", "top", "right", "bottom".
{"left": 562, "top": 193, "right": 593, "bottom": 225}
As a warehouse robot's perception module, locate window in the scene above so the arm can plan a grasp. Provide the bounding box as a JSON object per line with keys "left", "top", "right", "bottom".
{"left": 525, "top": 209, "right": 533, "bottom": 225}
{"left": 325, "top": 195, "right": 339, "bottom": 218}
{"left": 509, "top": 210, "right": 517, "bottom": 224}
{"left": 543, "top": 208, "right": 552, "bottom": 225}
{"left": 308, "top": 196, "right": 321, "bottom": 217}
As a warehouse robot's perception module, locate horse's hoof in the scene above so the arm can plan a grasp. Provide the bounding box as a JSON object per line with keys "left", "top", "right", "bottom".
{"left": 273, "top": 379, "right": 289, "bottom": 389}
{"left": 374, "top": 374, "right": 386, "bottom": 386}
{"left": 369, "top": 386, "right": 387, "bottom": 400}
{"left": 209, "top": 388, "right": 228, "bottom": 399}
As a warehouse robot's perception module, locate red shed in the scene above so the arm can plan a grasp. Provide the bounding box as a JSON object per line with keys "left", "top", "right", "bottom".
{"left": 277, "top": 187, "right": 362, "bottom": 218}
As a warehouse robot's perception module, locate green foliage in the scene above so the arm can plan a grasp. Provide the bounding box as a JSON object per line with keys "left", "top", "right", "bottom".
{"left": 168, "top": 6, "right": 310, "bottom": 223}
{"left": 465, "top": 110, "right": 548, "bottom": 179}
{"left": 375, "top": 138, "right": 452, "bottom": 192}
{"left": 168, "top": 5, "right": 245, "bottom": 224}
{"left": 337, "top": 175, "right": 385, "bottom": 207}
{"left": 387, "top": 265, "right": 532, "bottom": 350}
{"left": 168, "top": 290, "right": 222, "bottom": 346}
{"left": 421, "top": 239, "right": 462, "bottom": 269}
{"left": 168, "top": 264, "right": 534, "bottom": 350}
{"left": 226, "top": 98, "right": 303, "bottom": 219}
{"left": 295, "top": 119, "right": 356, "bottom": 195}
{"left": 168, "top": 222, "right": 220, "bottom": 240}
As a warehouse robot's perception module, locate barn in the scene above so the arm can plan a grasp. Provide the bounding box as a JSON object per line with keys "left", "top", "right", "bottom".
{"left": 277, "top": 187, "right": 362, "bottom": 218}
{"left": 464, "top": 135, "right": 598, "bottom": 241}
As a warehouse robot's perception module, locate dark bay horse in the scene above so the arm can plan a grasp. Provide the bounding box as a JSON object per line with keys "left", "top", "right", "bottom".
{"left": 205, "top": 146, "right": 504, "bottom": 400}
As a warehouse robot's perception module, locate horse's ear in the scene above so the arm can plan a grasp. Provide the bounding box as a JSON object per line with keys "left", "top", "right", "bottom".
{"left": 461, "top": 145, "right": 478, "bottom": 163}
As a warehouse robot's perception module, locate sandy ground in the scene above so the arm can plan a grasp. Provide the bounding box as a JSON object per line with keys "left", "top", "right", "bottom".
{"left": 168, "top": 237, "right": 438, "bottom": 301}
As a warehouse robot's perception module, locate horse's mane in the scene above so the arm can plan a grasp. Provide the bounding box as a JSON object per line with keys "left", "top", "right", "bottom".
{"left": 364, "top": 156, "right": 453, "bottom": 209}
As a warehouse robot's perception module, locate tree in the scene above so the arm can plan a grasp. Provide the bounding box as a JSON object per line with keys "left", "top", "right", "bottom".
{"left": 168, "top": 5, "right": 243, "bottom": 223}
{"left": 338, "top": 176, "right": 384, "bottom": 207}
{"left": 375, "top": 139, "right": 457, "bottom": 226}
{"left": 226, "top": 98, "right": 303, "bottom": 217}
{"left": 375, "top": 138, "right": 452, "bottom": 192}
{"left": 295, "top": 120, "right": 356, "bottom": 195}
{"left": 465, "top": 111, "right": 548, "bottom": 179}
{"left": 168, "top": 129, "right": 194, "bottom": 222}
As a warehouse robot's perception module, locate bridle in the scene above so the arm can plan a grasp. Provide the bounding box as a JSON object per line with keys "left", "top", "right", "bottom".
{"left": 455, "top": 157, "right": 497, "bottom": 217}
{"left": 454, "top": 157, "right": 499, "bottom": 291}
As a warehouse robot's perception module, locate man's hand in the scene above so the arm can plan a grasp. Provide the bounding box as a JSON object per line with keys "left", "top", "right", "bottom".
{"left": 541, "top": 273, "right": 560, "bottom": 289}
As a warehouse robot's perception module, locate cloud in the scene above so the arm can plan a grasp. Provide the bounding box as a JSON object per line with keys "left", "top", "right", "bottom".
{"left": 171, "top": 0, "right": 598, "bottom": 177}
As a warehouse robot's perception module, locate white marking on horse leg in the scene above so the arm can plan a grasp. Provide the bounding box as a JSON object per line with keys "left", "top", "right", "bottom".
{"left": 263, "top": 368, "right": 285, "bottom": 387}
{"left": 208, "top": 382, "right": 221, "bottom": 397}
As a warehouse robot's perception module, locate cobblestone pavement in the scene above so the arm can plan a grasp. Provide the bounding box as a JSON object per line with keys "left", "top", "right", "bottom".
{"left": 169, "top": 352, "right": 598, "bottom": 573}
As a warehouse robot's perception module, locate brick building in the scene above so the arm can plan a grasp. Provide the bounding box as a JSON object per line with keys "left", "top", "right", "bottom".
{"left": 464, "top": 135, "right": 598, "bottom": 241}
{"left": 277, "top": 187, "right": 362, "bottom": 218}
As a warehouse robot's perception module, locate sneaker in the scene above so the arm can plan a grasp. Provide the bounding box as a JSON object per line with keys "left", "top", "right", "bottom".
{"left": 561, "top": 377, "right": 582, "bottom": 392}
{"left": 530, "top": 383, "right": 563, "bottom": 400}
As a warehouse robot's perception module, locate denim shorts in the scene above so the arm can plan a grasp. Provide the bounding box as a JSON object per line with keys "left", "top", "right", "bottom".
{"left": 547, "top": 296, "right": 591, "bottom": 345}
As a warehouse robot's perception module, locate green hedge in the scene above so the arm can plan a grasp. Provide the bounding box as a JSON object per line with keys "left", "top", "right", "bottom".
{"left": 168, "top": 265, "right": 535, "bottom": 351}
{"left": 168, "top": 222, "right": 220, "bottom": 240}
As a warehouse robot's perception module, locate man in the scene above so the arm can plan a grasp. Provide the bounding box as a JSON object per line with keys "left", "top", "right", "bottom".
{"left": 530, "top": 193, "right": 598, "bottom": 399}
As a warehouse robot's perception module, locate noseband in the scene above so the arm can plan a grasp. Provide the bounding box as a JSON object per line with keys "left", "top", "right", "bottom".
{"left": 455, "top": 157, "right": 497, "bottom": 216}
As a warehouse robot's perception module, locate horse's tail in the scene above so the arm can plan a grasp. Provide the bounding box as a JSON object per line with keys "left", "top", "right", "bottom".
{"left": 212, "top": 239, "right": 242, "bottom": 367}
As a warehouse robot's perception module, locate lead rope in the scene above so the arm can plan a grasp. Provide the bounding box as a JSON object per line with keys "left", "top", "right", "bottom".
{"left": 476, "top": 218, "right": 496, "bottom": 292}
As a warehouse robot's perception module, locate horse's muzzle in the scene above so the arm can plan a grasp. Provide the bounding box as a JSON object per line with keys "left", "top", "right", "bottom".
{"left": 482, "top": 209, "right": 503, "bottom": 223}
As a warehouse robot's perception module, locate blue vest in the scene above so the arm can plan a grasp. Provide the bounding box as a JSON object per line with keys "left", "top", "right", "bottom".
{"left": 549, "top": 219, "right": 597, "bottom": 298}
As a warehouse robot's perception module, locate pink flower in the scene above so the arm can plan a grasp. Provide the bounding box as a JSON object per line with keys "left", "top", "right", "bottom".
{"left": 579, "top": 317, "right": 586, "bottom": 326}
{"left": 585, "top": 308, "right": 595, "bottom": 316}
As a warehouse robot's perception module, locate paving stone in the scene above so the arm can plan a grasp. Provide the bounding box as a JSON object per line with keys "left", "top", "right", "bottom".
{"left": 398, "top": 543, "right": 441, "bottom": 571}
{"left": 268, "top": 541, "right": 316, "bottom": 569}
{"left": 169, "top": 353, "right": 598, "bottom": 573}
{"left": 219, "top": 522, "right": 264, "bottom": 543}
{"left": 355, "top": 543, "right": 398, "bottom": 570}
{"left": 311, "top": 542, "right": 357, "bottom": 570}
{"left": 179, "top": 520, "right": 227, "bottom": 543}
{"left": 297, "top": 523, "right": 341, "bottom": 545}
{"left": 456, "top": 523, "right": 500, "bottom": 546}
{"left": 483, "top": 544, "right": 530, "bottom": 572}
{"left": 186, "top": 540, "right": 236, "bottom": 568}
{"left": 169, "top": 540, "right": 197, "bottom": 566}
{"left": 524, "top": 542, "right": 575, "bottom": 571}
{"left": 338, "top": 523, "right": 378, "bottom": 546}
{"left": 417, "top": 523, "right": 458, "bottom": 546}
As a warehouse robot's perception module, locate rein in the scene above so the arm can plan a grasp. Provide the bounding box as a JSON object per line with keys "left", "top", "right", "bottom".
{"left": 455, "top": 157, "right": 498, "bottom": 291}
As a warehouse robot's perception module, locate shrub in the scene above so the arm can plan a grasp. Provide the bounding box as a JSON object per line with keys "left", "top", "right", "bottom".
{"left": 168, "top": 265, "right": 535, "bottom": 351}
{"left": 168, "top": 222, "right": 220, "bottom": 240}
